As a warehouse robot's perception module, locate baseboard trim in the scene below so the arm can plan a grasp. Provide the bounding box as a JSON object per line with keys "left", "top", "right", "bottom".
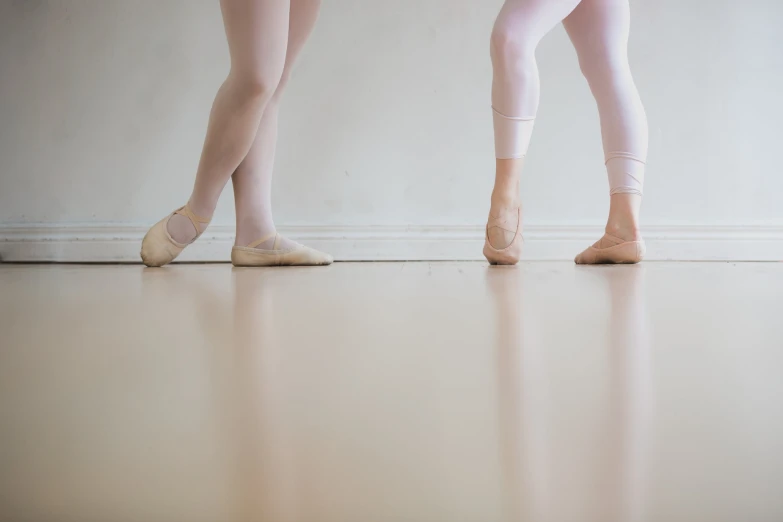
{"left": 2, "top": 224, "right": 782, "bottom": 262}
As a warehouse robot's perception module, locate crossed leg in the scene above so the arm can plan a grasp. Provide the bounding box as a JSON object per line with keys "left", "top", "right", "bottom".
{"left": 231, "top": 0, "right": 323, "bottom": 252}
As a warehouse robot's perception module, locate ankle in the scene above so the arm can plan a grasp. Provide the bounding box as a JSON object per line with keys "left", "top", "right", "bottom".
{"left": 186, "top": 198, "right": 215, "bottom": 221}
{"left": 604, "top": 194, "right": 642, "bottom": 241}
{"left": 490, "top": 190, "right": 520, "bottom": 210}
{"left": 235, "top": 220, "right": 276, "bottom": 247}
{"left": 604, "top": 220, "right": 641, "bottom": 242}
{"left": 492, "top": 161, "right": 522, "bottom": 207}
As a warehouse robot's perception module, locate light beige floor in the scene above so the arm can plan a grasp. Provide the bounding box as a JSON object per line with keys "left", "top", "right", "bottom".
{"left": 1, "top": 262, "right": 782, "bottom": 522}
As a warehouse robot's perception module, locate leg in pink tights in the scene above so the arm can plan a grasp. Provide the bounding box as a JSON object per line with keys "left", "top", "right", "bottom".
{"left": 485, "top": 0, "right": 582, "bottom": 264}
{"left": 232, "top": 0, "right": 322, "bottom": 252}
{"left": 485, "top": 0, "right": 648, "bottom": 265}
{"left": 565, "top": 0, "right": 649, "bottom": 264}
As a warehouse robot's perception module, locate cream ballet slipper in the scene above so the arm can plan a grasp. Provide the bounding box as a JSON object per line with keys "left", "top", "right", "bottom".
{"left": 141, "top": 204, "right": 211, "bottom": 267}
{"left": 231, "top": 232, "right": 333, "bottom": 267}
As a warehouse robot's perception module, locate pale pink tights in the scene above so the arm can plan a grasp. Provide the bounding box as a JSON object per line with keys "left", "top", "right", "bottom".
{"left": 491, "top": 0, "right": 648, "bottom": 196}
{"left": 169, "top": 0, "right": 321, "bottom": 248}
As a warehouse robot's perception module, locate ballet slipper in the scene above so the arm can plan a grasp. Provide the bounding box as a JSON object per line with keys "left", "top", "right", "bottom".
{"left": 231, "top": 233, "right": 333, "bottom": 267}
{"left": 574, "top": 233, "right": 645, "bottom": 265}
{"left": 140, "top": 204, "right": 211, "bottom": 267}
{"left": 483, "top": 207, "right": 523, "bottom": 265}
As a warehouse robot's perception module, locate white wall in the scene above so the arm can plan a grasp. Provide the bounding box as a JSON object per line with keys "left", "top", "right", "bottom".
{"left": 1, "top": 0, "right": 782, "bottom": 261}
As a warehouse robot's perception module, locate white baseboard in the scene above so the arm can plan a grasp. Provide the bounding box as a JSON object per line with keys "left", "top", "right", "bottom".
{"left": 1, "top": 224, "right": 782, "bottom": 262}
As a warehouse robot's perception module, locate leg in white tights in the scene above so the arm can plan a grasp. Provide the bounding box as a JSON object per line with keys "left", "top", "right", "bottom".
{"left": 486, "top": 0, "right": 648, "bottom": 265}
{"left": 167, "top": 0, "right": 291, "bottom": 245}
{"left": 486, "top": 0, "right": 583, "bottom": 263}
{"left": 564, "top": 0, "right": 649, "bottom": 264}
{"left": 232, "top": 0, "right": 322, "bottom": 251}
{"left": 143, "top": 0, "right": 331, "bottom": 266}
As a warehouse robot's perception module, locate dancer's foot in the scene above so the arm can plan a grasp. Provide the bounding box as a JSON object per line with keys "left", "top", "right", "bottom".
{"left": 167, "top": 201, "right": 211, "bottom": 244}
{"left": 575, "top": 194, "right": 644, "bottom": 265}
{"left": 484, "top": 195, "right": 523, "bottom": 265}
{"left": 484, "top": 159, "right": 524, "bottom": 265}
{"left": 140, "top": 204, "right": 211, "bottom": 267}
{"left": 231, "top": 232, "right": 333, "bottom": 267}
{"left": 574, "top": 232, "right": 645, "bottom": 265}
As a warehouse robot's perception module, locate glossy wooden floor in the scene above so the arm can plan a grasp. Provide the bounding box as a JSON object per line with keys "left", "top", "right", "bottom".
{"left": 1, "top": 262, "right": 782, "bottom": 522}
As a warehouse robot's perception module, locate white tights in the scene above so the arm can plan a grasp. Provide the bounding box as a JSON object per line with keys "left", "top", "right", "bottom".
{"left": 172, "top": 0, "right": 646, "bottom": 250}
{"left": 169, "top": 0, "right": 321, "bottom": 248}
{"left": 491, "top": 0, "right": 648, "bottom": 196}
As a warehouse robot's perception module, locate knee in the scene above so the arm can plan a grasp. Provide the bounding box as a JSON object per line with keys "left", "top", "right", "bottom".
{"left": 578, "top": 52, "right": 630, "bottom": 89}
{"left": 490, "top": 25, "right": 536, "bottom": 79}
{"left": 275, "top": 68, "right": 293, "bottom": 95}
{"left": 260, "top": 67, "right": 294, "bottom": 107}
{"left": 229, "top": 68, "right": 284, "bottom": 102}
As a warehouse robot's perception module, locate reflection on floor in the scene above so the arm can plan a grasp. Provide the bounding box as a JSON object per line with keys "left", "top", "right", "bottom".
{"left": 1, "top": 262, "right": 782, "bottom": 522}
